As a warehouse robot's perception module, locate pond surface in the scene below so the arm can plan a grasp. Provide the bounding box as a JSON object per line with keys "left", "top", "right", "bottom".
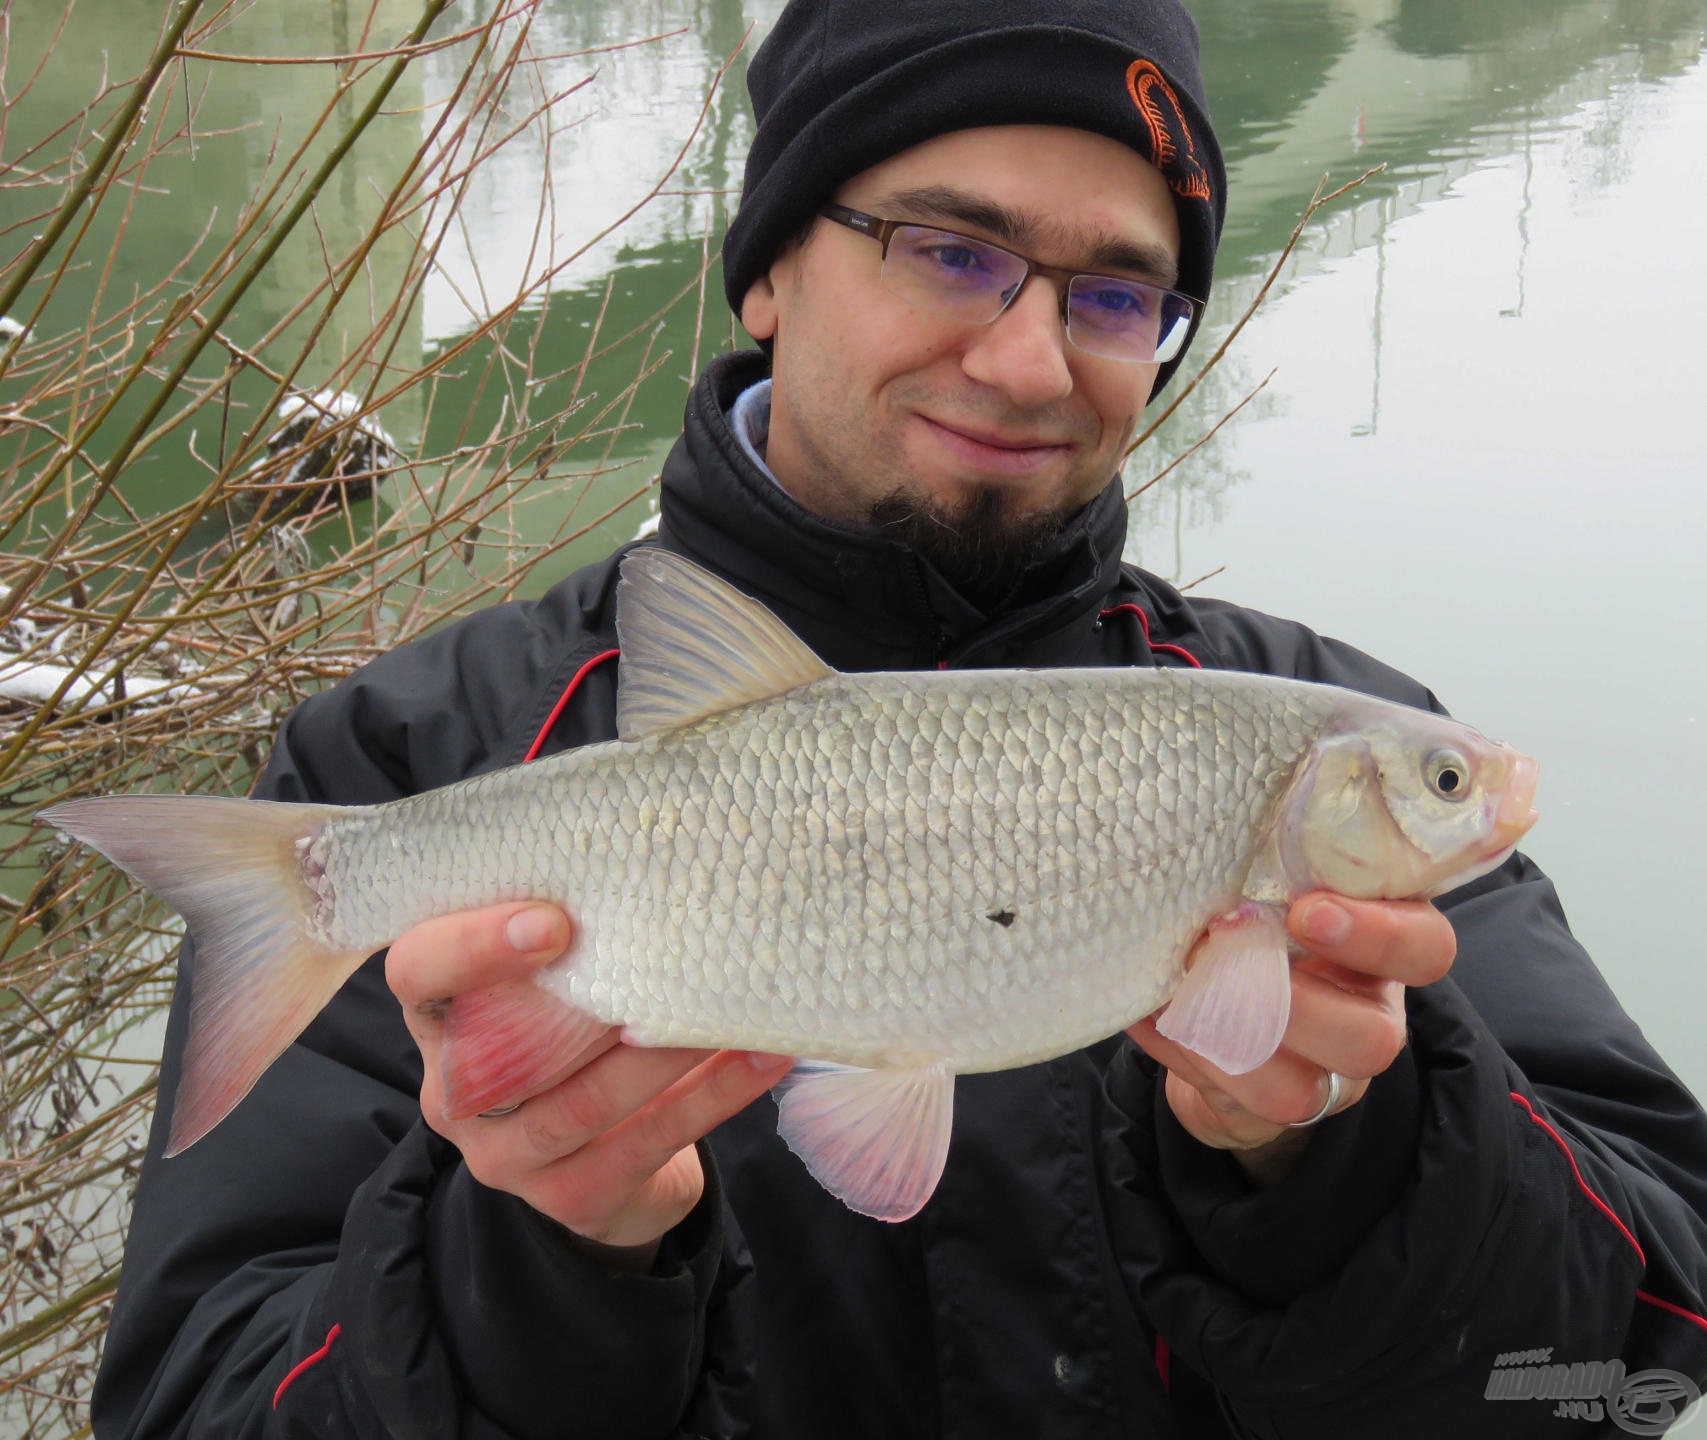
{"left": 10, "top": 0, "right": 1707, "bottom": 1100}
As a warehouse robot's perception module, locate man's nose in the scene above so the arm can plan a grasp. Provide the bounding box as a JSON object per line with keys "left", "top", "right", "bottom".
{"left": 957, "top": 274, "right": 1075, "bottom": 407}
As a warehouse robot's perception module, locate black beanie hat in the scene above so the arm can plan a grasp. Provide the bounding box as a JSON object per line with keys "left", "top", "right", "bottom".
{"left": 723, "top": 0, "right": 1226, "bottom": 395}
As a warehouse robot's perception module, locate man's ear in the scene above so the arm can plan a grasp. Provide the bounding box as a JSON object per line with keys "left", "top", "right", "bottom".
{"left": 740, "top": 272, "right": 779, "bottom": 343}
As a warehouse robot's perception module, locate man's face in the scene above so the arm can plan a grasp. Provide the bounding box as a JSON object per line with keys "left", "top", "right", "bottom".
{"left": 741, "top": 125, "right": 1181, "bottom": 601}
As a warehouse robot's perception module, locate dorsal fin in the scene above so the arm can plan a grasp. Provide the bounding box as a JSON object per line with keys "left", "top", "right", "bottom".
{"left": 615, "top": 548, "right": 835, "bottom": 741}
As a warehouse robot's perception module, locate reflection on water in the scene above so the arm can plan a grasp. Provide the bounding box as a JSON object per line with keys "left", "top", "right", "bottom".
{"left": 0, "top": 0, "right": 431, "bottom": 486}
{"left": 419, "top": 0, "right": 757, "bottom": 342}
{"left": 414, "top": 0, "right": 1707, "bottom": 578}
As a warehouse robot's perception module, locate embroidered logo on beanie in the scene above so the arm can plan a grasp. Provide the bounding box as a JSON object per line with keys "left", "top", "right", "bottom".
{"left": 1124, "top": 59, "right": 1214, "bottom": 204}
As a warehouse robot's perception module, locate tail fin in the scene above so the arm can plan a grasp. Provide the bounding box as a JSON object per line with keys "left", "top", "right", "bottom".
{"left": 40, "top": 794, "right": 367, "bottom": 1155}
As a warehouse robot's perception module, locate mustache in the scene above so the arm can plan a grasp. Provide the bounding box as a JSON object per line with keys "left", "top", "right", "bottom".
{"left": 892, "top": 380, "right": 1095, "bottom": 447}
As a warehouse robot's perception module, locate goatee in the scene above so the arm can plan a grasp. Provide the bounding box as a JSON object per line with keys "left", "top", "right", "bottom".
{"left": 867, "top": 485, "right": 1067, "bottom": 612}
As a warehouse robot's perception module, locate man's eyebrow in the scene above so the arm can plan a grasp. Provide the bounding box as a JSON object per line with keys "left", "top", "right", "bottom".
{"left": 874, "top": 184, "right": 1180, "bottom": 288}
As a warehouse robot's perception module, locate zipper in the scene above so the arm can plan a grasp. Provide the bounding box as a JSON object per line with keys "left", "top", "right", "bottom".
{"left": 903, "top": 556, "right": 951, "bottom": 668}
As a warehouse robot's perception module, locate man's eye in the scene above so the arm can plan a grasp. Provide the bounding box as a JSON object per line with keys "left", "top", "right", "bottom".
{"left": 924, "top": 244, "right": 986, "bottom": 272}
{"left": 1082, "top": 285, "right": 1149, "bottom": 315}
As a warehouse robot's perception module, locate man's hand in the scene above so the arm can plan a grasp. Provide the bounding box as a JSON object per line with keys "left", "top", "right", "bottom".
{"left": 386, "top": 902, "right": 793, "bottom": 1258}
{"left": 1128, "top": 894, "right": 1455, "bottom": 1185}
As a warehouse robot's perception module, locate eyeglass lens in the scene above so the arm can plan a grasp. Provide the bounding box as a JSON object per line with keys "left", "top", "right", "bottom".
{"left": 880, "top": 224, "right": 1193, "bottom": 364}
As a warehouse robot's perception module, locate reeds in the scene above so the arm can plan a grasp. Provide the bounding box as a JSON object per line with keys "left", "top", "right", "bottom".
{"left": 0, "top": 3, "right": 729, "bottom": 1432}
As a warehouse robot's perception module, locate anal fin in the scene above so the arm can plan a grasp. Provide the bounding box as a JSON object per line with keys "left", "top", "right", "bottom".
{"left": 1156, "top": 904, "right": 1292, "bottom": 1074}
{"left": 772, "top": 1061, "right": 954, "bottom": 1222}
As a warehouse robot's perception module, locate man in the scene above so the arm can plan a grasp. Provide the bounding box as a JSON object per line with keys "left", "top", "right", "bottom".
{"left": 93, "top": 0, "right": 1707, "bottom": 1436}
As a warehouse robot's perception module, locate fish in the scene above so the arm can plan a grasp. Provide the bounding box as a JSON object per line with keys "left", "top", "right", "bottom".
{"left": 40, "top": 548, "right": 1540, "bottom": 1222}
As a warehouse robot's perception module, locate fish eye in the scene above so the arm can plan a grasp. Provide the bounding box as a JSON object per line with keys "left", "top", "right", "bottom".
{"left": 1425, "top": 750, "right": 1470, "bottom": 801}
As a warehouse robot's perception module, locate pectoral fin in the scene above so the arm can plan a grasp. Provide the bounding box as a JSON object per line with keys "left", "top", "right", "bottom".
{"left": 772, "top": 1061, "right": 954, "bottom": 1222}
{"left": 439, "top": 982, "right": 615, "bottom": 1118}
{"left": 1156, "top": 905, "right": 1292, "bottom": 1074}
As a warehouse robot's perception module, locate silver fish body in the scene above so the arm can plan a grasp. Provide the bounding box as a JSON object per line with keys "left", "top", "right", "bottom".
{"left": 308, "top": 666, "right": 1337, "bottom": 1072}
{"left": 42, "top": 550, "right": 1540, "bottom": 1219}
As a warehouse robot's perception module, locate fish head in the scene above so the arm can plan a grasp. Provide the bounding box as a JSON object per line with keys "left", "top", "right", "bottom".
{"left": 1276, "top": 705, "right": 1540, "bottom": 901}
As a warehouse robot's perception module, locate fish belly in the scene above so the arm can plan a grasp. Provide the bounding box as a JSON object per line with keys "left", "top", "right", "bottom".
{"left": 309, "top": 668, "right": 1328, "bottom": 1071}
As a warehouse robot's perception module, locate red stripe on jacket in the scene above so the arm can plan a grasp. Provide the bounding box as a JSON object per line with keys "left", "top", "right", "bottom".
{"left": 1099, "top": 603, "right": 1203, "bottom": 668}
{"left": 1510, "top": 1092, "right": 1707, "bottom": 1332}
{"left": 273, "top": 1324, "right": 341, "bottom": 1410}
{"left": 524, "top": 649, "right": 620, "bottom": 762}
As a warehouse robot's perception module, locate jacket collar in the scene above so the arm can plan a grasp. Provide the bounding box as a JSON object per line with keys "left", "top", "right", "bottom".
{"left": 655, "top": 352, "right": 1130, "bottom": 672}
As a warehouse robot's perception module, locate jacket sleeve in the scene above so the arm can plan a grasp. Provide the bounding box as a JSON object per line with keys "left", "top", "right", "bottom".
{"left": 1102, "top": 591, "right": 1707, "bottom": 1436}
{"left": 1102, "top": 852, "right": 1707, "bottom": 1437}
{"left": 91, "top": 595, "right": 736, "bottom": 1440}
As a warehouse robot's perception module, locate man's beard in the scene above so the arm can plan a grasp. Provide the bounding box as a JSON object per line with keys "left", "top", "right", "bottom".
{"left": 866, "top": 485, "right": 1067, "bottom": 612}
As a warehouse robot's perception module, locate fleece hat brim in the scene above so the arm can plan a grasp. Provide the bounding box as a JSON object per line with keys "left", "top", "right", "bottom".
{"left": 722, "top": 2, "right": 1226, "bottom": 397}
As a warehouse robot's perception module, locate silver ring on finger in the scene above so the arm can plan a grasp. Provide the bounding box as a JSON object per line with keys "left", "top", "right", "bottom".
{"left": 1288, "top": 1071, "right": 1345, "bottom": 1129}
{"left": 478, "top": 1102, "right": 523, "bottom": 1119}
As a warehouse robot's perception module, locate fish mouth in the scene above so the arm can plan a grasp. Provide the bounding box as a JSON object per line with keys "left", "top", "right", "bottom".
{"left": 1490, "top": 750, "right": 1541, "bottom": 847}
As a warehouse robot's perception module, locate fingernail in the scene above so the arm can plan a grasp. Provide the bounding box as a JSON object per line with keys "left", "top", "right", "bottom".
{"left": 506, "top": 906, "right": 563, "bottom": 954}
{"left": 1301, "top": 899, "right": 1351, "bottom": 946}
{"left": 748, "top": 1051, "right": 792, "bottom": 1070}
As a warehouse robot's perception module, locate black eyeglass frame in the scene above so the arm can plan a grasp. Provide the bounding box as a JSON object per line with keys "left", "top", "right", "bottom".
{"left": 817, "top": 203, "right": 1202, "bottom": 365}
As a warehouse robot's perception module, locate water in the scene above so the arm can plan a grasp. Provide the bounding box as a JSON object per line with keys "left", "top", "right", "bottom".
{"left": 8, "top": 0, "right": 1706, "bottom": 1095}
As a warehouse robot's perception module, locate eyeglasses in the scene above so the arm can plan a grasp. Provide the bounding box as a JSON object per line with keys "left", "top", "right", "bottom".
{"left": 818, "top": 204, "right": 1200, "bottom": 365}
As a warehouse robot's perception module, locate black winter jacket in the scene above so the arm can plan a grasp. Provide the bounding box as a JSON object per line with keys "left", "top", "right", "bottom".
{"left": 93, "top": 354, "right": 1707, "bottom": 1439}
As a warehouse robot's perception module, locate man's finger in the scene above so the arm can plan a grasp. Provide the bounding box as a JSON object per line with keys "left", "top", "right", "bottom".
{"left": 515, "top": 1043, "right": 720, "bottom": 1161}
{"left": 1280, "top": 969, "right": 1409, "bottom": 1080}
{"left": 1141, "top": 1026, "right": 1366, "bottom": 1147}
{"left": 1289, "top": 894, "right": 1455, "bottom": 986}
{"left": 1131, "top": 1014, "right": 1372, "bottom": 1140}
{"left": 538, "top": 1051, "right": 793, "bottom": 1216}
{"left": 385, "top": 902, "right": 573, "bottom": 1012}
